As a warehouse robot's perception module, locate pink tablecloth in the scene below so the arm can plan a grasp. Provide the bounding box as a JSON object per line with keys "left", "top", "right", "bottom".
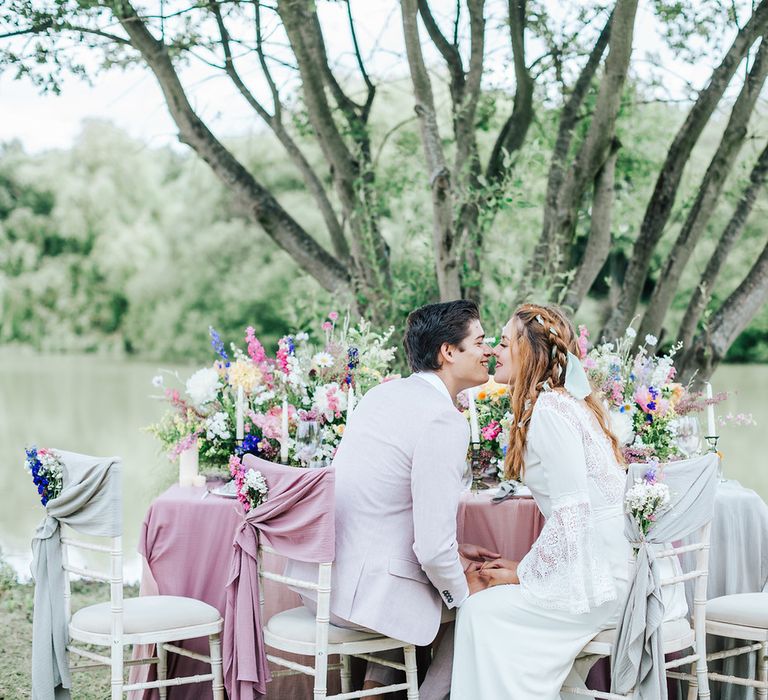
{"left": 130, "top": 484, "right": 544, "bottom": 698}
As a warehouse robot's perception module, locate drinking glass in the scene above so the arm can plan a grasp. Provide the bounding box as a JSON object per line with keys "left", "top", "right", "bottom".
{"left": 295, "top": 420, "right": 321, "bottom": 467}
{"left": 674, "top": 415, "right": 701, "bottom": 457}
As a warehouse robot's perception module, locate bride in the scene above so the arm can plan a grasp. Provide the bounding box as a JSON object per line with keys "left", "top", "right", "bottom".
{"left": 451, "top": 304, "right": 631, "bottom": 699}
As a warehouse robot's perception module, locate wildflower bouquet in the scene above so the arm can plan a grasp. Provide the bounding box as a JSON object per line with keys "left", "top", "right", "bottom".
{"left": 148, "top": 313, "right": 399, "bottom": 473}
{"left": 625, "top": 463, "right": 671, "bottom": 536}
{"left": 581, "top": 325, "right": 725, "bottom": 463}
{"left": 24, "top": 446, "right": 64, "bottom": 506}
{"left": 459, "top": 379, "right": 512, "bottom": 482}
{"left": 228, "top": 455, "right": 268, "bottom": 513}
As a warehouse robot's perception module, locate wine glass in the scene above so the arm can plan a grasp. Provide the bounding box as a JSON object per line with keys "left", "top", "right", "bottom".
{"left": 295, "top": 420, "right": 321, "bottom": 467}
{"left": 674, "top": 415, "right": 701, "bottom": 457}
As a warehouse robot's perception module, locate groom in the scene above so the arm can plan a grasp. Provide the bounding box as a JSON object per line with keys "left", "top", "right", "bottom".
{"left": 292, "top": 299, "right": 497, "bottom": 690}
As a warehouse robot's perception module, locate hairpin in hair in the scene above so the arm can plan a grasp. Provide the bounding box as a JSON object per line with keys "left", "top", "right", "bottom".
{"left": 549, "top": 326, "right": 559, "bottom": 336}
{"left": 535, "top": 314, "right": 545, "bottom": 326}
{"left": 551, "top": 345, "right": 557, "bottom": 359}
{"left": 541, "top": 380, "right": 551, "bottom": 392}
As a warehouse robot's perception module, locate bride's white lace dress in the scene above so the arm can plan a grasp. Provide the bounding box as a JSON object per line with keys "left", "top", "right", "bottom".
{"left": 451, "top": 390, "right": 632, "bottom": 699}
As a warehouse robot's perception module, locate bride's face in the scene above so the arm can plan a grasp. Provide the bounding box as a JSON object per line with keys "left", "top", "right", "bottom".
{"left": 493, "top": 320, "right": 519, "bottom": 386}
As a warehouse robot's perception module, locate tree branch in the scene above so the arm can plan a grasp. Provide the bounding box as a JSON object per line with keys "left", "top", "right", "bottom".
{"left": 562, "top": 137, "right": 621, "bottom": 311}
{"left": 209, "top": 0, "right": 349, "bottom": 262}
{"left": 417, "top": 0, "right": 464, "bottom": 84}
{"left": 603, "top": 0, "right": 768, "bottom": 340}
{"left": 345, "top": 0, "right": 375, "bottom": 120}
{"left": 401, "top": 0, "right": 460, "bottom": 300}
{"left": 108, "top": 0, "right": 350, "bottom": 295}
{"left": 638, "top": 33, "right": 768, "bottom": 342}
{"left": 684, "top": 234, "right": 768, "bottom": 379}
{"left": 486, "top": 0, "right": 534, "bottom": 183}
{"left": 678, "top": 139, "right": 768, "bottom": 349}
{"left": 525, "top": 7, "right": 614, "bottom": 289}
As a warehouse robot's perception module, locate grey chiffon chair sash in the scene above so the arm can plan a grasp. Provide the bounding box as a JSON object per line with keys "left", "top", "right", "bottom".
{"left": 30, "top": 451, "right": 122, "bottom": 700}
{"left": 611, "top": 453, "right": 719, "bottom": 699}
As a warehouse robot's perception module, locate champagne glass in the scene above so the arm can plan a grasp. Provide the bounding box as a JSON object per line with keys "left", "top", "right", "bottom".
{"left": 295, "top": 420, "right": 320, "bottom": 467}
{"left": 674, "top": 415, "right": 701, "bottom": 457}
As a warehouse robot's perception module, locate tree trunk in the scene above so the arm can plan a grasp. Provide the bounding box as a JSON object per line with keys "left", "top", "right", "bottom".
{"left": 602, "top": 0, "right": 768, "bottom": 341}
{"left": 678, "top": 140, "right": 768, "bottom": 349}
{"left": 522, "top": 8, "right": 613, "bottom": 295}
{"left": 680, "top": 236, "right": 768, "bottom": 381}
{"left": 638, "top": 35, "right": 768, "bottom": 343}
{"left": 402, "top": 0, "right": 462, "bottom": 300}
{"left": 548, "top": 0, "right": 638, "bottom": 297}
{"left": 562, "top": 138, "right": 620, "bottom": 311}
{"left": 110, "top": 0, "right": 351, "bottom": 296}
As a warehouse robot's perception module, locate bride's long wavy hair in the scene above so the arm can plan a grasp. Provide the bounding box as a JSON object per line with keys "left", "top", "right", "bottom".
{"left": 503, "top": 304, "right": 624, "bottom": 481}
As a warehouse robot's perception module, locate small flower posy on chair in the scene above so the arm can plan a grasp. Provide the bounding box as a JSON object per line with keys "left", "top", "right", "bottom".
{"left": 229, "top": 455, "right": 268, "bottom": 512}
{"left": 24, "top": 446, "right": 64, "bottom": 506}
{"left": 624, "top": 462, "right": 671, "bottom": 537}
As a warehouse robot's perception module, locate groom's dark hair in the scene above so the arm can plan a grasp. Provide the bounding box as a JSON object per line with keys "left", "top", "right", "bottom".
{"left": 404, "top": 300, "right": 480, "bottom": 372}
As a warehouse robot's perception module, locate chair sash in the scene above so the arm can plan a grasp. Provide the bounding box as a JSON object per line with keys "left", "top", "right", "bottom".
{"left": 223, "top": 455, "right": 335, "bottom": 700}
{"left": 611, "top": 453, "right": 719, "bottom": 699}
{"left": 30, "top": 451, "right": 122, "bottom": 700}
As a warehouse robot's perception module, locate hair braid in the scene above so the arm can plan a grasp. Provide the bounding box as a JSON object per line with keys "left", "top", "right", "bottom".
{"left": 503, "top": 304, "right": 625, "bottom": 481}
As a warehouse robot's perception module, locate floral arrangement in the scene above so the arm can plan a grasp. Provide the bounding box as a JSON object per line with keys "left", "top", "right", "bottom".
{"left": 581, "top": 325, "right": 726, "bottom": 464}
{"left": 148, "top": 313, "right": 398, "bottom": 473}
{"left": 624, "top": 463, "right": 671, "bottom": 536}
{"left": 24, "top": 446, "right": 64, "bottom": 506}
{"left": 458, "top": 379, "right": 512, "bottom": 481}
{"left": 229, "top": 455, "right": 268, "bottom": 512}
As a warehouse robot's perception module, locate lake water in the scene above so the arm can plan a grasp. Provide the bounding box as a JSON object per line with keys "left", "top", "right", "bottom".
{"left": 1, "top": 353, "right": 766, "bottom": 582}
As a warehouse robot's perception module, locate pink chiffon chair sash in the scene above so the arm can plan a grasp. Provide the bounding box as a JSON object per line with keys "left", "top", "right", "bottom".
{"left": 223, "top": 456, "right": 335, "bottom": 700}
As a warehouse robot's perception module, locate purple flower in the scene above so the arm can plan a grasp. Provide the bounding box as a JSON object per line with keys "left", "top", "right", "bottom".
{"left": 208, "top": 326, "right": 229, "bottom": 363}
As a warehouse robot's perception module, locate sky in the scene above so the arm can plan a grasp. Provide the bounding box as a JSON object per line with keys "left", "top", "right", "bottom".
{"left": 0, "top": 1, "right": 733, "bottom": 154}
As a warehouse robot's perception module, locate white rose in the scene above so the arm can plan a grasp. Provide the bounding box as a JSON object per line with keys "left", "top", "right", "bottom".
{"left": 186, "top": 367, "right": 221, "bottom": 408}
{"left": 610, "top": 409, "right": 635, "bottom": 446}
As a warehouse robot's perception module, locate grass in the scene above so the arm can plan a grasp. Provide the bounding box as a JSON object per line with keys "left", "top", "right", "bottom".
{"left": 0, "top": 557, "right": 139, "bottom": 700}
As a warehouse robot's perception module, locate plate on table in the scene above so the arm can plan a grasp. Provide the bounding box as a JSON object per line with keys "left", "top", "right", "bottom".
{"left": 210, "top": 481, "right": 238, "bottom": 498}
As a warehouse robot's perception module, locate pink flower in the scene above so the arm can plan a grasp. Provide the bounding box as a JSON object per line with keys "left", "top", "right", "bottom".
{"left": 481, "top": 420, "right": 502, "bottom": 441}
{"left": 577, "top": 325, "right": 590, "bottom": 359}
{"left": 583, "top": 357, "right": 597, "bottom": 370}
{"left": 245, "top": 326, "right": 267, "bottom": 364}
{"left": 328, "top": 311, "right": 339, "bottom": 322}
{"left": 322, "top": 321, "right": 333, "bottom": 332}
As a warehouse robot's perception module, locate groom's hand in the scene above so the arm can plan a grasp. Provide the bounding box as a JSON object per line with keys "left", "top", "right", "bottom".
{"left": 465, "top": 570, "right": 489, "bottom": 596}
{"left": 459, "top": 543, "right": 501, "bottom": 562}
{"left": 479, "top": 559, "right": 520, "bottom": 586}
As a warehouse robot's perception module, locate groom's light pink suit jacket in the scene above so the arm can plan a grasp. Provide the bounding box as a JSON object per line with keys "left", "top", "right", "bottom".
{"left": 297, "top": 373, "right": 471, "bottom": 647}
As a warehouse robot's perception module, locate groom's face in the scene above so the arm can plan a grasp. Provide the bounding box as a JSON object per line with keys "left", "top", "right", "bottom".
{"left": 448, "top": 319, "right": 492, "bottom": 390}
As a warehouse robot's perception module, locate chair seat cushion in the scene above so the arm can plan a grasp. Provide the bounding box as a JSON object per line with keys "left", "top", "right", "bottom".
{"left": 707, "top": 593, "right": 768, "bottom": 629}
{"left": 265, "top": 606, "right": 382, "bottom": 644}
{"left": 584, "top": 618, "right": 693, "bottom": 652}
{"left": 70, "top": 595, "right": 221, "bottom": 636}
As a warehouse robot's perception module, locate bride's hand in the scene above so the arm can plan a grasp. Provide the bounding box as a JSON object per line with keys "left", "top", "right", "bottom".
{"left": 466, "top": 570, "right": 490, "bottom": 595}
{"left": 479, "top": 561, "right": 520, "bottom": 586}
{"left": 480, "top": 557, "right": 518, "bottom": 571}
{"left": 459, "top": 543, "right": 501, "bottom": 562}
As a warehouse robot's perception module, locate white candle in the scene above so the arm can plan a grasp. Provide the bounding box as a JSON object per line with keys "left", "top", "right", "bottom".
{"left": 467, "top": 387, "right": 480, "bottom": 444}
{"left": 280, "top": 398, "right": 289, "bottom": 463}
{"left": 705, "top": 382, "right": 717, "bottom": 436}
{"left": 236, "top": 386, "right": 244, "bottom": 442}
{"left": 346, "top": 385, "right": 356, "bottom": 421}
{"left": 179, "top": 444, "right": 199, "bottom": 487}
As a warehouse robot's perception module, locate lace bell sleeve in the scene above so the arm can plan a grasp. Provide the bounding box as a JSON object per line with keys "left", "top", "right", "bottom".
{"left": 516, "top": 401, "right": 616, "bottom": 614}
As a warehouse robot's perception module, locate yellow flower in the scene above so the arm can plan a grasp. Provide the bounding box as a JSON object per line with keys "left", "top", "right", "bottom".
{"left": 477, "top": 391, "right": 488, "bottom": 401}
{"left": 335, "top": 424, "right": 345, "bottom": 436}
{"left": 228, "top": 358, "right": 263, "bottom": 393}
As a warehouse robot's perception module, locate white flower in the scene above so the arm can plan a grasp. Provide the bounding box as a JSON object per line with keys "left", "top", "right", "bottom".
{"left": 625, "top": 327, "right": 637, "bottom": 339}
{"left": 609, "top": 410, "right": 635, "bottom": 446}
{"left": 295, "top": 332, "right": 309, "bottom": 342}
{"left": 205, "top": 412, "right": 231, "bottom": 441}
{"left": 186, "top": 367, "right": 221, "bottom": 408}
{"left": 312, "top": 352, "right": 335, "bottom": 369}
{"left": 645, "top": 334, "right": 658, "bottom": 347}
{"left": 152, "top": 375, "right": 164, "bottom": 388}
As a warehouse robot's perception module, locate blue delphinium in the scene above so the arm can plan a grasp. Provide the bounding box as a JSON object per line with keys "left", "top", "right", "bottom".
{"left": 208, "top": 326, "right": 230, "bottom": 364}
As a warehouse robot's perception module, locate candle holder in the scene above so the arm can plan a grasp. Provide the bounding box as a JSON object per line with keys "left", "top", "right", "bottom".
{"left": 470, "top": 444, "right": 493, "bottom": 491}
{"left": 704, "top": 435, "right": 720, "bottom": 453}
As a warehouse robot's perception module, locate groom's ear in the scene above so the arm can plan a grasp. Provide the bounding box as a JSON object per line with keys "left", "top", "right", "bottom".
{"left": 438, "top": 342, "right": 455, "bottom": 366}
